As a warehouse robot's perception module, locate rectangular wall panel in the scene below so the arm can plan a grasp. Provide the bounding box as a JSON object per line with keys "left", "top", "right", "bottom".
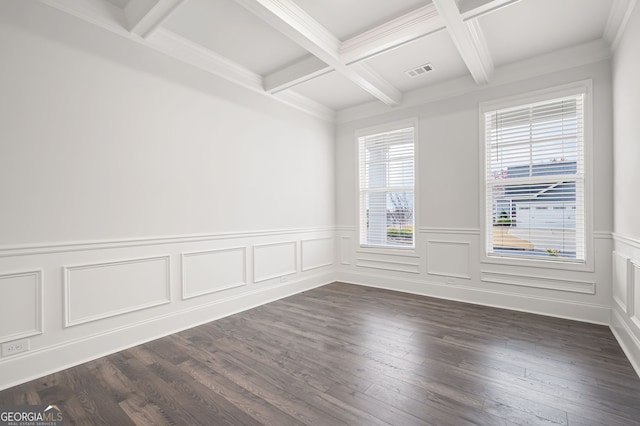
{"left": 613, "top": 251, "right": 630, "bottom": 312}
{"left": 481, "top": 271, "right": 595, "bottom": 294}
{"left": 427, "top": 240, "right": 471, "bottom": 279}
{"left": 301, "top": 238, "right": 333, "bottom": 271}
{"left": 632, "top": 260, "right": 639, "bottom": 320}
{"left": 340, "top": 236, "right": 352, "bottom": 265}
{"left": 253, "top": 242, "right": 297, "bottom": 283}
{"left": 64, "top": 256, "right": 171, "bottom": 327}
{"left": 182, "top": 247, "right": 246, "bottom": 299}
{"left": 0, "top": 270, "right": 42, "bottom": 343}
{"left": 355, "top": 257, "right": 420, "bottom": 273}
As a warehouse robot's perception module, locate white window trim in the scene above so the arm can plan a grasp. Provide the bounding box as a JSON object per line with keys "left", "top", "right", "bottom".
{"left": 355, "top": 118, "right": 419, "bottom": 254}
{"left": 478, "top": 80, "right": 594, "bottom": 272}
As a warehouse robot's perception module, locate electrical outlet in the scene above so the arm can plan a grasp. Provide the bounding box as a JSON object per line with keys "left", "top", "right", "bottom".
{"left": 2, "top": 339, "right": 30, "bottom": 357}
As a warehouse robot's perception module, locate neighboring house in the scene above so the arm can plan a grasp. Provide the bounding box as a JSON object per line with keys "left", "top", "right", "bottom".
{"left": 493, "top": 161, "right": 578, "bottom": 256}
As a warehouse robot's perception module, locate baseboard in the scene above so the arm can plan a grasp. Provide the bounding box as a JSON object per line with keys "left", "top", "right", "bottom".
{"left": 338, "top": 271, "right": 611, "bottom": 325}
{"left": 610, "top": 308, "right": 640, "bottom": 379}
{"left": 0, "top": 273, "right": 333, "bottom": 391}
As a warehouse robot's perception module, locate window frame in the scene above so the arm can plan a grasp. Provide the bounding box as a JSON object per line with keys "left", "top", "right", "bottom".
{"left": 356, "top": 118, "right": 419, "bottom": 253}
{"left": 479, "top": 81, "right": 594, "bottom": 272}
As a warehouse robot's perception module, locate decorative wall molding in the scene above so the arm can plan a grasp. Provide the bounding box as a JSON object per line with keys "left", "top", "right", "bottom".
{"left": 611, "top": 308, "right": 640, "bottom": 379}
{"left": 64, "top": 256, "right": 171, "bottom": 327}
{"left": 630, "top": 260, "right": 639, "bottom": 318}
{"left": 356, "top": 257, "right": 420, "bottom": 274}
{"left": 427, "top": 240, "right": 472, "bottom": 279}
{"left": 0, "top": 272, "right": 333, "bottom": 391}
{"left": 340, "top": 236, "right": 352, "bottom": 265}
{"left": 301, "top": 238, "right": 334, "bottom": 272}
{"left": 613, "top": 251, "right": 631, "bottom": 313}
{"left": 253, "top": 241, "right": 297, "bottom": 283}
{"left": 339, "top": 270, "right": 611, "bottom": 325}
{"left": 181, "top": 247, "right": 247, "bottom": 300}
{"left": 419, "top": 227, "right": 481, "bottom": 235}
{"left": 0, "top": 270, "right": 43, "bottom": 344}
{"left": 481, "top": 270, "right": 595, "bottom": 294}
{"left": 0, "top": 226, "right": 335, "bottom": 258}
{"left": 594, "top": 230, "right": 613, "bottom": 240}
{"left": 613, "top": 231, "right": 640, "bottom": 250}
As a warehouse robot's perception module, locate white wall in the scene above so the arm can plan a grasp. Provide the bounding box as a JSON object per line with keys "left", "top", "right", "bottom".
{"left": 610, "top": 2, "right": 640, "bottom": 376}
{"left": 336, "top": 59, "right": 614, "bottom": 327}
{"left": 0, "top": 1, "right": 335, "bottom": 389}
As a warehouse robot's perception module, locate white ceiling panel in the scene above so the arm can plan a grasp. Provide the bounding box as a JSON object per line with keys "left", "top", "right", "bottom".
{"left": 293, "top": 0, "right": 427, "bottom": 40}
{"left": 364, "top": 30, "right": 469, "bottom": 93}
{"left": 292, "top": 71, "right": 377, "bottom": 111}
{"left": 163, "top": 0, "right": 309, "bottom": 75}
{"left": 480, "top": 0, "right": 613, "bottom": 67}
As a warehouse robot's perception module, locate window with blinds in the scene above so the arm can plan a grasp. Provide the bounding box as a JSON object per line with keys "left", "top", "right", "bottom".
{"left": 483, "top": 93, "right": 585, "bottom": 262}
{"left": 358, "top": 125, "right": 415, "bottom": 248}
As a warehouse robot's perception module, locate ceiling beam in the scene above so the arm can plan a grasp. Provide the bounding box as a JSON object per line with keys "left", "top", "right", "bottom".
{"left": 262, "top": 0, "right": 516, "bottom": 94}
{"left": 340, "top": 4, "right": 445, "bottom": 64}
{"left": 232, "top": 0, "right": 402, "bottom": 106}
{"left": 146, "top": 28, "right": 334, "bottom": 120}
{"left": 125, "top": 0, "right": 186, "bottom": 38}
{"left": 264, "top": 56, "right": 333, "bottom": 94}
{"left": 458, "top": 0, "right": 522, "bottom": 21}
{"left": 431, "top": 0, "right": 494, "bottom": 85}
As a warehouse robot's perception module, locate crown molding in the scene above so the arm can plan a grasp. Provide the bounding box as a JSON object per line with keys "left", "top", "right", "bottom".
{"left": 604, "top": 0, "right": 637, "bottom": 50}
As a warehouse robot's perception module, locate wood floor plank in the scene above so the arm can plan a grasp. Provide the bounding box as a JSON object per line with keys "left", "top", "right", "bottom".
{"left": 1, "top": 282, "right": 639, "bottom": 425}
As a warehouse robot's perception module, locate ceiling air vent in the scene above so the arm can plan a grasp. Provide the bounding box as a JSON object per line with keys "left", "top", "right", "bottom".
{"left": 405, "top": 63, "right": 433, "bottom": 78}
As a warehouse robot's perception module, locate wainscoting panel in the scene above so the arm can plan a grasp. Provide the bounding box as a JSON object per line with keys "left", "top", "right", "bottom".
{"left": 632, "top": 260, "right": 639, "bottom": 321}
{"left": 301, "top": 238, "right": 333, "bottom": 272}
{"left": 181, "top": 247, "right": 247, "bottom": 299}
{"left": 64, "top": 256, "right": 171, "bottom": 327}
{"left": 426, "top": 240, "right": 471, "bottom": 279}
{"left": 253, "top": 242, "right": 297, "bottom": 283}
{"left": 481, "top": 271, "right": 595, "bottom": 294}
{"left": 0, "top": 270, "right": 42, "bottom": 343}
{"left": 613, "top": 251, "right": 630, "bottom": 313}
{"left": 340, "top": 236, "right": 352, "bottom": 265}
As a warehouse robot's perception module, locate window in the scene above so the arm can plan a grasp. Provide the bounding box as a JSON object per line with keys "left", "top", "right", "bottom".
{"left": 482, "top": 86, "right": 587, "bottom": 263}
{"left": 358, "top": 123, "right": 415, "bottom": 248}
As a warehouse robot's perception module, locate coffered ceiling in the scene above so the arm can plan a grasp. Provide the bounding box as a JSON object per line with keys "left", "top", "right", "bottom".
{"left": 40, "top": 0, "right": 636, "bottom": 121}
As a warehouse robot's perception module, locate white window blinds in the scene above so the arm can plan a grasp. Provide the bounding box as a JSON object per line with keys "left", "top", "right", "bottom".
{"left": 484, "top": 94, "right": 585, "bottom": 261}
{"left": 359, "top": 126, "right": 415, "bottom": 247}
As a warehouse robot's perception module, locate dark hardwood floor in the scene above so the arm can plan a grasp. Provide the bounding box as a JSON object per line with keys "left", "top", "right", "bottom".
{"left": 1, "top": 282, "right": 639, "bottom": 425}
